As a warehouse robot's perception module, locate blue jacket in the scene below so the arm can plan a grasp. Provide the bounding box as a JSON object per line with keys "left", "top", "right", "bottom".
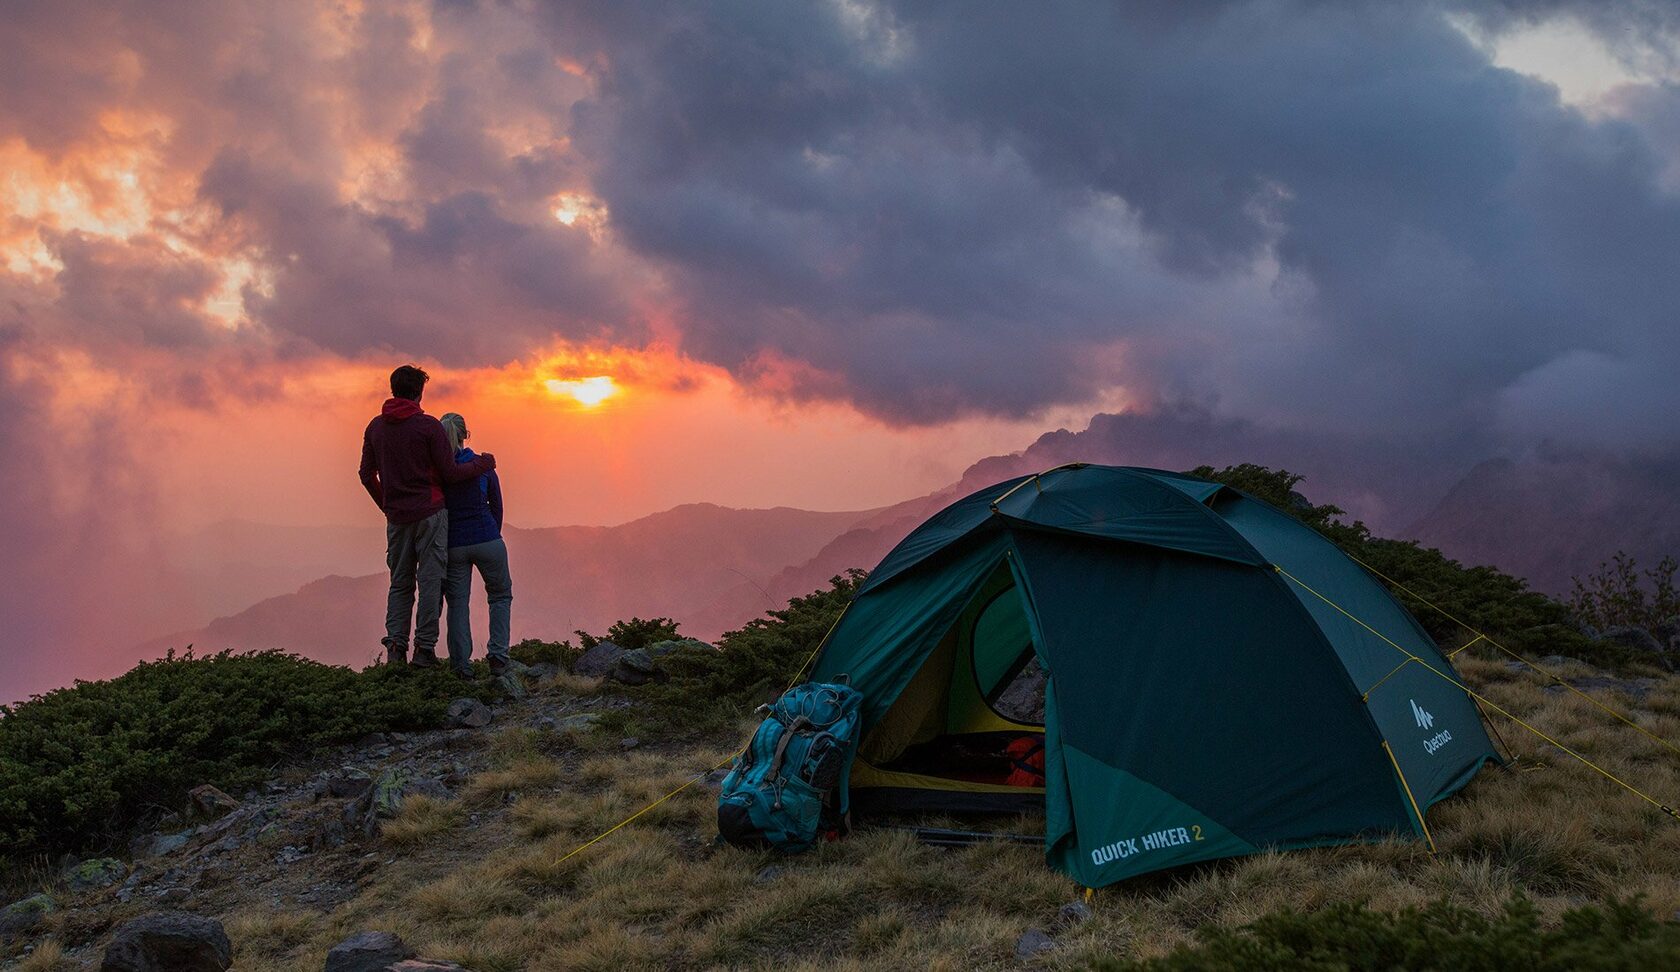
{"left": 442, "top": 447, "right": 503, "bottom": 548}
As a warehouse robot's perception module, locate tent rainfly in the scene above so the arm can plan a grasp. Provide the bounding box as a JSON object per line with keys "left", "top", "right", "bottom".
{"left": 810, "top": 464, "right": 1499, "bottom": 886}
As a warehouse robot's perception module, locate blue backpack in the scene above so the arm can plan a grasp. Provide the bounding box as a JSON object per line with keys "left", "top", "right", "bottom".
{"left": 717, "top": 680, "right": 864, "bottom": 852}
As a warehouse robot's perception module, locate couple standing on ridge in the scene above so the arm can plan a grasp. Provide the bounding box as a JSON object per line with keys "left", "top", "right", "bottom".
{"left": 358, "top": 364, "right": 515, "bottom": 677}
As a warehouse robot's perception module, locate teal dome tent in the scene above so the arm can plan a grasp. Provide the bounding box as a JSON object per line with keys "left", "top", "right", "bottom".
{"left": 809, "top": 464, "right": 1499, "bottom": 886}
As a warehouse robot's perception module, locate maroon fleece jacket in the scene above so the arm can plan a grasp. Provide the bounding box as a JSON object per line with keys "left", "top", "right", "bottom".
{"left": 359, "top": 398, "right": 496, "bottom": 524}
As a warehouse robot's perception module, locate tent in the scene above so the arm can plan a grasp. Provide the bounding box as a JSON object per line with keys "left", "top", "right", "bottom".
{"left": 809, "top": 464, "right": 1499, "bottom": 886}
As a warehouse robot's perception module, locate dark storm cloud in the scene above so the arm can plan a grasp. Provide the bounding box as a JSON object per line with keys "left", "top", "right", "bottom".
{"left": 550, "top": 0, "right": 1680, "bottom": 447}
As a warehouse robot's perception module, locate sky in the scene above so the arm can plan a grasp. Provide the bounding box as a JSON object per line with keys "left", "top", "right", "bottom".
{"left": 3, "top": 1, "right": 1680, "bottom": 700}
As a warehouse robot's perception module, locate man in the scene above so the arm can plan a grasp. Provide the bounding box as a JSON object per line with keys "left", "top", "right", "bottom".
{"left": 359, "top": 365, "right": 495, "bottom": 667}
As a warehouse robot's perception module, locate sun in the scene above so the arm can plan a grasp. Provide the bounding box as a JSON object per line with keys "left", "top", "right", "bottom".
{"left": 544, "top": 375, "right": 619, "bottom": 408}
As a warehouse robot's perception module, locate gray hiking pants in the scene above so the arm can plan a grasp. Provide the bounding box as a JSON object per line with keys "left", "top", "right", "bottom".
{"left": 444, "top": 538, "right": 513, "bottom": 672}
{"left": 383, "top": 509, "right": 448, "bottom": 656}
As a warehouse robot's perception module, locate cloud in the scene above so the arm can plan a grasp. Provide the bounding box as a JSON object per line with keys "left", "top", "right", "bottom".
{"left": 5, "top": 0, "right": 1677, "bottom": 453}
{"left": 539, "top": 0, "right": 1680, "bottom": 448}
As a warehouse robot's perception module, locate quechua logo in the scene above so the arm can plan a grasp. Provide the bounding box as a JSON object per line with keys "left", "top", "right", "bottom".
{"left": 1411, "top": 699, "right": 1434, "bottom": 729}
{"left": 1411, "top": 698, "right": 1452, "bottom": 755}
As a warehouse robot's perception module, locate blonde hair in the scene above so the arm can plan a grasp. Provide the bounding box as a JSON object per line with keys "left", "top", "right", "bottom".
{"left": 440, "top": 412, "right": 469, "bottom": 452}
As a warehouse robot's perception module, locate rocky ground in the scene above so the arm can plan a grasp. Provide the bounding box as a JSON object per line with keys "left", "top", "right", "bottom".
{"left": 1, "top": 648, "right": 673, "bottom": 971}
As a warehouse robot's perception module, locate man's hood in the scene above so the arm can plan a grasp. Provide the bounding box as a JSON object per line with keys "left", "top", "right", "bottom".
{"left": 381, "top": 398, "right": 425, "bottom": 422}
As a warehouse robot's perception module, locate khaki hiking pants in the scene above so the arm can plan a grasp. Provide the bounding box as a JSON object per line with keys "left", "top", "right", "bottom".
{"left": 383, "top": 509, "right": 448, "bottom": 657}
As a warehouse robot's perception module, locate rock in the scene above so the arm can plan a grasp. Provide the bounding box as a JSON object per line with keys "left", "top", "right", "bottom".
{"left": 189, "top": 784, "right": 240, "bottom": 819}
{"left": 572, "top": 641, "right": 626, "bottom": 677}
{"left": 354, "top": 769, "right": 455, "bottom": 834}
{"left": 552, "top": 713, "right": 602, "bottom": 736}
{"left": 157, "top": 887, "right": 191, "bottom": 905}
{"left": 129, "top": 829, "right": 190, "bottom": 859}
{"left": 368, "top": 769, "right": 410, "bottom": 819}
{"left": 355, "top": 732, "right": 390, "bottom": 747}
{"left": 620, "top": 737, "right": 641, "bottom": 750}
{"left": 0, "top": 893, "right": 55, "bottom": 940}
{"left": 1057, "top": 900, "right": 1093, "bottom": 926}
{"left": 753, "top": 865, "right": 785, "bottom": 884}
{"left": 1014, "top": 927, "right": 1056, "bottom": 960}
{"left": 151, "top": 830, "right": 193, "bottom": 857}
{"left": 618, "top": 647, "right": 656, "bottom": 674}
{"left": 527, "top": 662, "right": 560, "bottom": 682}
{"left": 648, "top": 638, "right": 712, "bottom": 657}
{"left": 495, "top": 671, "right": 528, "bottom": 699}
{"left": 445, "top": 698, "right": 493, "bottom": 729}
{"left": 323, "top": 767, "right": 374, "bottom": 800}
{"left": 67, "top": 857, "right": 127, "bottom": 892}
{"left": 324, "top": 930, "right": 415, "bottom": 972}
{"left": 101, "top": 911, "right": 231, "bottom": 972}
{"left": 388, "top": 962, "right": 468, "bottom": 971}
{"left": 404, "top": 778, "right": 453, "bottom": 801}
{"left": 608, "top": 648, "right": 667, "bottom": 686}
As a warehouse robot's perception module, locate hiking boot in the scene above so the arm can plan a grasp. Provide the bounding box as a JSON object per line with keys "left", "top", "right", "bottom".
{"left": 385, "top": 644, "right": 407, "bottom": 666}
{"left": 450, "top": 666, "right": 473, "bottom": 680}
{"left": 409, "top": 650, "right": 440, "bottom": 669}
{"left": 488, "top": 656, "right": 508, "bottom": 676}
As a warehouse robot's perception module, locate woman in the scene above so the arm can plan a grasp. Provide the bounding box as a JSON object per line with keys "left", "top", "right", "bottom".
{"left": 439, "top": 412, "right": 513, "bottom": 677}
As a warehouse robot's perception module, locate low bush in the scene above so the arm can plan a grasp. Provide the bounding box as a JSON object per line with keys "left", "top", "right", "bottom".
{"left": 1099, "top": 895, "right": 1680, "bottom": 971}
{"left": 605, "top": 570, "right": 865, "bottom": 735}
{"left": 509, "top": 637, "right": 581, "bottom": 670}
{"left": 0, "top": 649, "right": 480, "bottom": 861}
{"left": 1570, "top": 552, "right": 1679, "bottom": 633}
{"left": 576, "top": 617, "right": 681, "bottom": 652}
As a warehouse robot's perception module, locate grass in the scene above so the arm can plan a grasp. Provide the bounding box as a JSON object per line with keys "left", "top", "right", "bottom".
{"left": 7, "top": 941, "right": 73, "bottom": 972}
{"left": 212, "top": 652, "right": 1680, "bottom": 970}
{"left": 382, "top": 795, "right": 466, "bottom": 848}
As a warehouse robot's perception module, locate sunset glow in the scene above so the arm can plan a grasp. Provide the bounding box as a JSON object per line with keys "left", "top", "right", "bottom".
{"left": 544, "top": 375, "right": 620, "bottom": 407}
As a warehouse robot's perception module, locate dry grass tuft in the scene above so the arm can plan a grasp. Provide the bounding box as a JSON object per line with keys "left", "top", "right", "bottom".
{"left": 465, "top": 759, "right": 563, "bottom": 801}
{"left": 226, "top": 908, "right": 320, "bottom": 962}
{"left": 381, "top": 794, "right": 464, "bottom": 847}
{"left": 542, "top": 672, "right": 603, "bottom": 696}
{"left": 8, "top": 941, "right": 72, "bottom": 972}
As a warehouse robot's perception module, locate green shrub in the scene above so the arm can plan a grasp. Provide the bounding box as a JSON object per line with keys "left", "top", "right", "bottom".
{"left": 575, "top": 617, "right": 682, "bottom": 652}
{"left": 606, "top": 571, "right": 865, "bottom": 735}
{"left": 1570, "top": 552, "right": 1680, "bottom": 632}
{"left": 0, "top": 649, "right": 479, "bottom": 861}
{"left": 1098, "top": 896, "right": 1680, "bottom": 971}
{"left": 509, "top": 637, "right": 581, "bottom": 669}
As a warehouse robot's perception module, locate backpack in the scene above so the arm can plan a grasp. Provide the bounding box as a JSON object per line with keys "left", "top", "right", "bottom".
{"left": 717, "top": 680, "right": 864, "bottom": 852}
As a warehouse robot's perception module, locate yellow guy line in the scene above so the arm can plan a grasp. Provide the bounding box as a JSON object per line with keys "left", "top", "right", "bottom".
{"left": 1447, "top": 633, "right": 1485, "bottom": 658}
{"left": 1347, "top": 553, "right": 1680, "bottom": 760}
{"left": 1362, "top": 657, "right": 1417, "bottom": 701}
{"left": 553, "top": 601, "right": 856, "bottom": 866}
{"left": 1382, "top": 740, "right": 1436, "bottom": 853}
{"left": 553, "top": 749, "right": 740, "bottom": 867}
{"left": 1275, "top": 565, "right": 1680, "bottom": 822}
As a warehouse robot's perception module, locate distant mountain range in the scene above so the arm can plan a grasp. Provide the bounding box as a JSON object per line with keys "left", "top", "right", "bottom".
{"left": 1406, "top": 450, "right": 1680, "bottom": 597}
{"left": 142, "top": 433, "right": 1680, "bottom": 670}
